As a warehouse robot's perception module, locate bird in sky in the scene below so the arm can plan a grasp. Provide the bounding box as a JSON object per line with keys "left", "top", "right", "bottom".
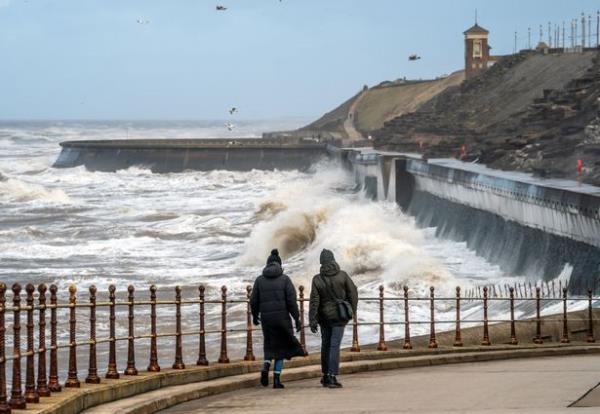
{"left": 229, "top": 107, "right": 237, "bottom": 115}
{"left": 216, "top": 5, "right": 227, "bottom": 11}
{"left": 409, "top": 54, "right": 421, "bottom": 61}
{"left": 136, "top": 18, "right": 150, "bottom": 25}
{"left": 225, "top": 122, "right": 235, "bottom": 131}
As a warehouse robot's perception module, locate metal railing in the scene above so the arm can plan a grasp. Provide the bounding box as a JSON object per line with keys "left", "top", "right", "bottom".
{"left": 0, "top": 281, "right": 597, "bottom": 413}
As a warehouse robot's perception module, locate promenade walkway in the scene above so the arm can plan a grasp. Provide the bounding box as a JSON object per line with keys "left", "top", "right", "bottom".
{"left": 161, "top": 355, "right": 600, "bottom": 414}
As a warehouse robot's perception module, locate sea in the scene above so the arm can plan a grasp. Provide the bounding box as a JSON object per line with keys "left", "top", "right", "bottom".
{"left": 0, "top": 120, "right": 578, "bottom": 370}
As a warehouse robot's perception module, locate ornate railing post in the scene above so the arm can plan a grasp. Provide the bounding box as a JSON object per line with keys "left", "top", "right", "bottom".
{"left": 196, "top": 285, "right": 207, "bottom": 366}
{"left": 403, "top": 286, "right": 412, "bottom": 350}
{"left": 509, "top": 287, "right": 518, "bottom": 345}
{"left": 377, "top": 285, "right": 387, "bottom": 351}
{"left": 218, "top": 286, "right": 230, "bottom": 363}
{"left": 9, "top": 283, "right": 25, "bottom": 409}
{"left": 299, "top": 286, "right": 309, "bottom": 355}
{"left": 587, "top": 289, "right": 595, "bottom": 343}
{"left": 560, "top": 287, "right": 570, "bottom": 343}
{"left": 172, "top": 286, "right": 185, "bottom": 369}
{"left": 24, "top": 284, "right": 39, "bottom": 403}
{"left": 36, "top": 284, "right": 50, "bottom": 397}
{"left": 148, "top": 285, "right": 160, "bottom": 372}
{"left": 106, "top": 285, "right": 119, "bottom": 379}
{"left": 243, "top": 286, "right": 255, "bottom": 361}
{"left": 454, "top": 287, "right": 463, "bottom": 347}
{"left": 533, "top": 287, "right": 543, "bottom": 344}
{"left": 47, "top": 285, "right": 61, "bottom": 392}
{"left": 428, "top": 287, "right": 437, "bottom": 349}
{"left": 86, "top": 285, "right": 100, "bottom": 384}
{"left": 481, "top": 286, "right": 491, "bottom": 346}
{"left": 350, "top": 303, "right": 360, "bottom": 353}
{"left": 65, "top": 285, "right": 80, "bottom": 388}
{"left": 124, "top": 285, "right": 138, "bottom": 375}
{"left": 0, "top": 283, "right": 10, "bottom": 414}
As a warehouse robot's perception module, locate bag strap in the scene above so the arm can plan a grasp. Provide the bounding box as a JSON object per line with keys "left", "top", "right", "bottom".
{"left": 320, "top": 273, "right": 341, "bottom": 302}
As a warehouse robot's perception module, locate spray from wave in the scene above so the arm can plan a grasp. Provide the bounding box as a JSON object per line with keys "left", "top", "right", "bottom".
{"left": 0, "top": 171, "right": 71, "bottom": 203}
{"left": 239, "top": 165, "right": 456, "bottom": 293}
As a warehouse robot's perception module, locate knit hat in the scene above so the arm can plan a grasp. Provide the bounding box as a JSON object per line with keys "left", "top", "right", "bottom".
{"left": 266, "top": 249, "right": 282, "bottom": 265}
{"left": 319, "top": 249, "right": 335, "bottom": 265}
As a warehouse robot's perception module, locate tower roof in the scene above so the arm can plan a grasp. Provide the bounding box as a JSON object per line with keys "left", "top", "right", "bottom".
{"left": 464, "top": 24, "right": 489, "bottom": 35}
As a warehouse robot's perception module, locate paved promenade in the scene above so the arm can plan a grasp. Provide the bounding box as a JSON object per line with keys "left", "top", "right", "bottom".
{"left": 161, "top": 355, "right": 600, "bottom": 414}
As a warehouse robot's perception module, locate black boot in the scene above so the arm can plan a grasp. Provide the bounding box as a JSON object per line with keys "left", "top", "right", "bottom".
{"left": 322, "top": 374, "right": 332, "bottom": 387}
{"left": 327, "top": 375, "right": 342, "bottom": 388}
{"left": 273, "top": 373, "right": 285, "bottom": 389}
{"left": 260, "top": 362, "right": 270, "bottom": 387}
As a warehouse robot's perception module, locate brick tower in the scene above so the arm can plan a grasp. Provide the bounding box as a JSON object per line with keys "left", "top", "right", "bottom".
{"left": 464, "top": 23, "right": 490, "bottom": 79}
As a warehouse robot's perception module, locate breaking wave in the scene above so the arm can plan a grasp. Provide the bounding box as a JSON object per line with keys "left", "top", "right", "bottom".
{"left": 0, "top": 172, "right": 71, "bottom": 203}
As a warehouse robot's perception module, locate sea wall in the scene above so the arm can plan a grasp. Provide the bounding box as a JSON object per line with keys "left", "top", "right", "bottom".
{"left": 344, "top": 148, "right": 600, "bottom": 293}
{"left": 54, "top": 139, "right": 328, "bottom": 172}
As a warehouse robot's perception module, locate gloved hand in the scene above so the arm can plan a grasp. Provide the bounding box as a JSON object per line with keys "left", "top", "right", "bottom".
{"left": 253, "top": 316, "right": 260, "bottom": 326}
{"left": 310, "top": 325, "right": 318, "bottom": 334}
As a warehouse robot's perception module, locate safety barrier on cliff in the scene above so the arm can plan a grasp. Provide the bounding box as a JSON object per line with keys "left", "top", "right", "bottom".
{"left": 0, "top": 282, "right": 597, "bottom": 413}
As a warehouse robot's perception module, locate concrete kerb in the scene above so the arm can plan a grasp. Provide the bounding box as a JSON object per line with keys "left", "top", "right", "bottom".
{"left": 82, "top": 344, "right": 600, "bottom": 414}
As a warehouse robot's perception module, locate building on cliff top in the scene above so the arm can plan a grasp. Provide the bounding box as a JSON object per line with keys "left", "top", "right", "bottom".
{"left": 464, "top": 23, "right": 501, "bottom": 79}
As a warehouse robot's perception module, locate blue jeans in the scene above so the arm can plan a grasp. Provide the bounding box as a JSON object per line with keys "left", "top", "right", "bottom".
{"left": 320, "top": 324, "right": 345, "bottom": 375}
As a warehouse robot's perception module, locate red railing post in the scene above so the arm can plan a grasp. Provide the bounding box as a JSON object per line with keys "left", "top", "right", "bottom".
{"left": 560, "top": 287, "right": 570, "bottom": 343}
{"left": 481, "top": 286, "right": 491, "bottom": 346}
{"left": 148, "top": 285, "right": 160, "bottom": 372}
{"left": 243, "top": 286, "right": 255, "bottom": 361}
{"left": 218, "top": 286, "right": 230, "bottom": 363}
{"left": 9, "top": 283, "right": 25, "bottom": 410}
{"left": 24, "top": 284, "right": 39, "bottom": 403}
{"left": 454, "top": 287, "right": 463, "bottom": 347}
{"left": 509, "top": 287, "right": 518, "bottom": 345}
{"left": 377, "top": 285, "right": 387, "bottom": 351}
{"left": 428, "top": 287, "right": 438, "bottom": 349}
{"left": 36, "top": 284, "right": 50, "bottom": 397}
{"left": 403, "top": 286, "right": 412, "bottom": 350}
{"left": 105, "top": 285, "right": 119, "bottom": 379}
{"left": 172, "top": 286, "right": 185, "bottom": 369}
{"left": 299, "top": 286, "right": 309, "bottom": 355}
{"left": 0, "top": 283, "right": 10, "bottom": 414}
{"left": 85, "top": 285, "right": 100, "bottom": 384}
{"left": 124, "top": 285, "right": 138, "bottom": 376}
{"left": 587, "top": 289, "right": 595, "bottom": 343}
{"left": 196, "top": 285, "right": 207, "bottom": 366}
{"left": 47, "top": 285, "right": 61, "bottom": 392}
{"left": 65, "top": 284, "right": 80, "bottom": 388}
{"left": 350, "top": 286, "right": 360, "bottom": 352}
{"left": 533, "top": 287, "right": 543, "bottom": 344}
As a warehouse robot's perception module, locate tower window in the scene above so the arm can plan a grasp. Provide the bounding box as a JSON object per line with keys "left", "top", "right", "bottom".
{"left": 473, "top": 40, "right": 482, "bottom": 58}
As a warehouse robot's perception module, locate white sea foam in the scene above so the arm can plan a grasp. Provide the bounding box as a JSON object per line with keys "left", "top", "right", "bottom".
{"left": 0, "top": 174, "right": 71, "bottom": 203}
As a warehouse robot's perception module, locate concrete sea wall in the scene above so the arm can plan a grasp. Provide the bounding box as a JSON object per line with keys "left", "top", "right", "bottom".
{"left": 53, "top": 139, "right": 328, "bottom": 172}
{"left": 342, "top": 148, "right": 600, "bottom": 293}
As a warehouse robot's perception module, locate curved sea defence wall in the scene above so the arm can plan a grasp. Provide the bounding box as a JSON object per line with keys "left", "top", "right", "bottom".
{"left": 53, "top": 139, "right": 328, "bottom": 172}
{"left": 341, "top": 148, "right": 600, "bottom": 293}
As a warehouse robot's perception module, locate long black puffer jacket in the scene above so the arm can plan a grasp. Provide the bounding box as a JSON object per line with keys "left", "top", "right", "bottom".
{"left": 250, "top": 262, "right": 305, "bottom": 360}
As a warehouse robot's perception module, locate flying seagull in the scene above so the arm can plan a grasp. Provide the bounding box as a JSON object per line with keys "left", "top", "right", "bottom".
{"left": 229, "top": 107, "right": 237, "bottom": 115}
{"left": 136, "top": 18, "right": 150, "bottom": 24}
{"left": 225, "top": 122, "right": 235, "bottom": 131}
{"left": 409, "top": 54, "right": 421, "bottom": 61}
{"left": 216, "top": 5, "right": 227, "bottom": 11}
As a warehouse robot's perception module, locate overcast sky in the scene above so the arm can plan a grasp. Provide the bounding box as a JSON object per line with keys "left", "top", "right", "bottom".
{"left": 0, "top": 0, "right": 598, "bottom": 120}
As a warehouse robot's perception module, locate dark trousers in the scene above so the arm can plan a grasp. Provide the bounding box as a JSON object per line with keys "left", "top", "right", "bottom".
{"left": 320, "top": 324, "right": 345, "bottom": 375}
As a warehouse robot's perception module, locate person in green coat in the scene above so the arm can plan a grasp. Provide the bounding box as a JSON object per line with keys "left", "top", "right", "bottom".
{"left": 309, "top": 249, "right": 358, "bottom": 388}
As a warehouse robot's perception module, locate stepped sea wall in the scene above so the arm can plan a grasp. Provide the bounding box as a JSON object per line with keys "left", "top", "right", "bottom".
{"left": 342, "top": 148, "right": 600, "bottom": 293}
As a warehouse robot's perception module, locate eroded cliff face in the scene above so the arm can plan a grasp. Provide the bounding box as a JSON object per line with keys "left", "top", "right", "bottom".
{"left": 374, "top": 51, "right": 600, "bottom": 185}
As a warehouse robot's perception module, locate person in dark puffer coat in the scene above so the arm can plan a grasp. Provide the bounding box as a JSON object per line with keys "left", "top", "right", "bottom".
{"left": 250, "top": 249, "right": 305, "bottom": 389}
